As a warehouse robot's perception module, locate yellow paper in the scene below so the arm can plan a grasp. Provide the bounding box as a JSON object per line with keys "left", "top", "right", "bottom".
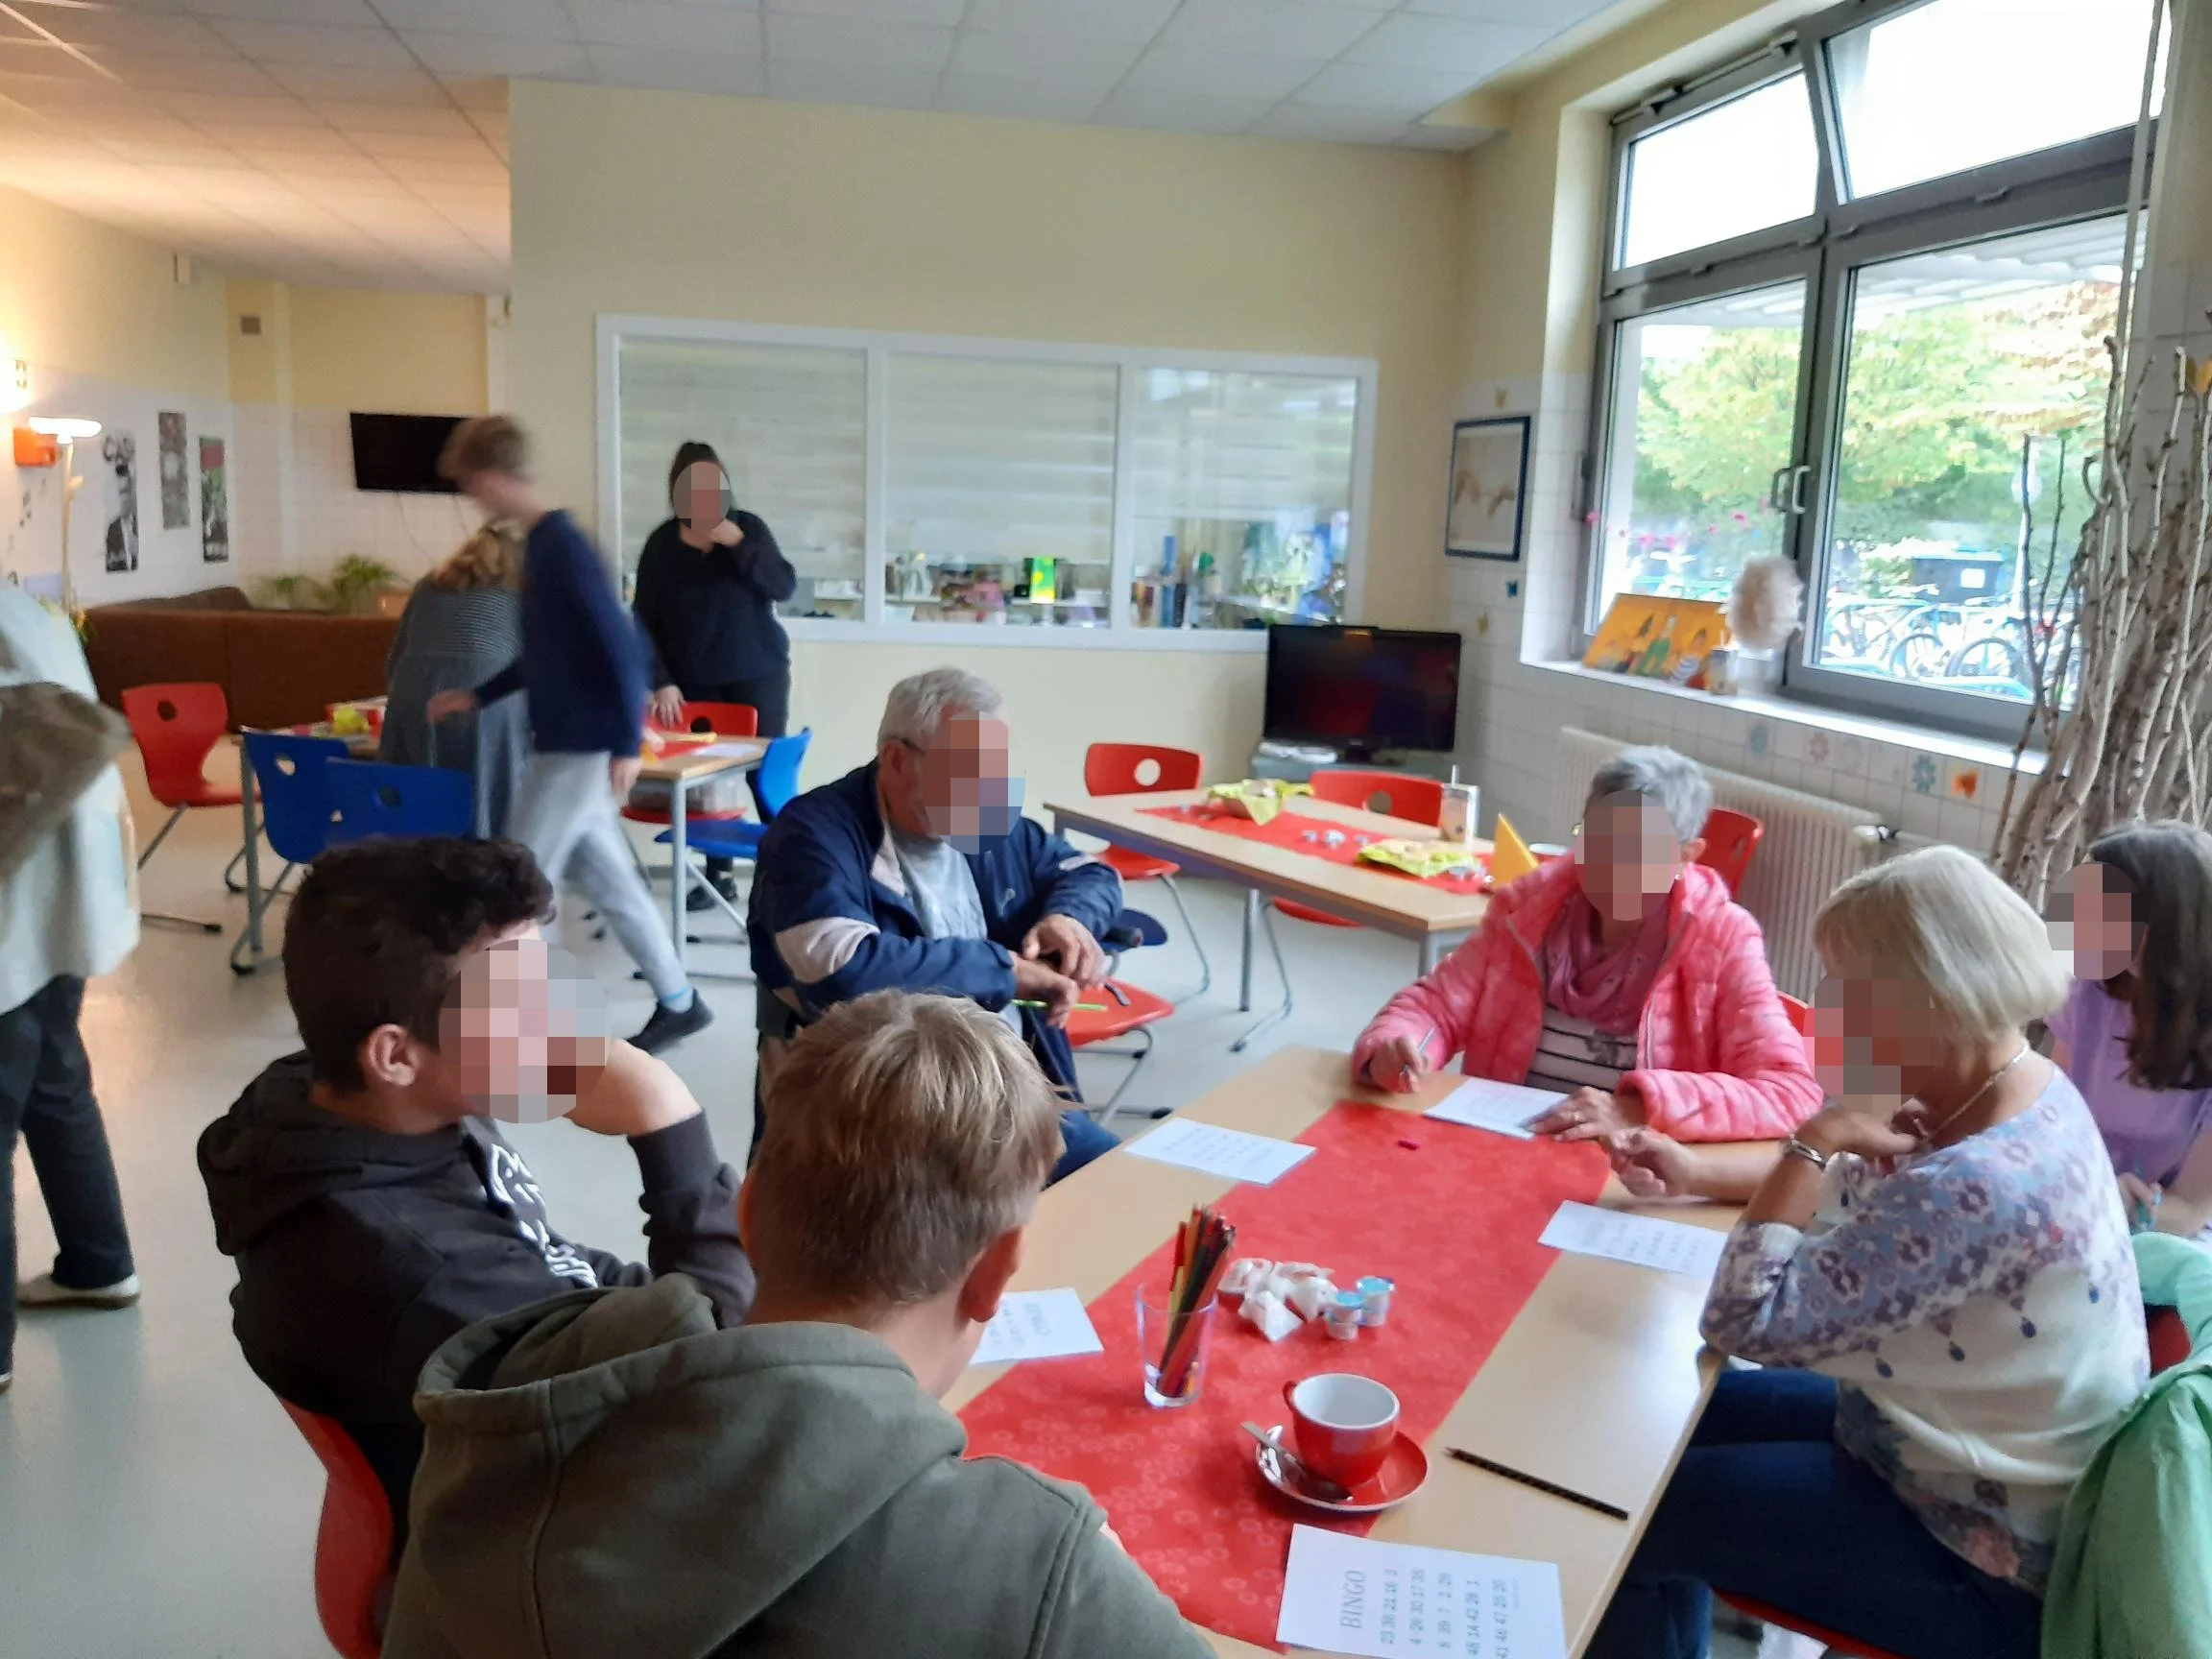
{"left": 1357, "top": 837, "right": 1483, "bottom": 878}
{"left": 1203, "top": 779, "right": 1311, "bottom": 826}
{"left": 1490, "top": 812, "right": 1539, "bottom": 885}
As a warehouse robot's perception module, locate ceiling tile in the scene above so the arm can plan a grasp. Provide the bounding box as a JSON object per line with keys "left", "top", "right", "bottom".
{"left": 263, "top": 61, "right": 450, "bottom": 103}
{"left": 366, "top": 0, "right": 574, "bottom": 33}
{"left": 1294, "top": 60, "right": 1479, "bottom": 112}
{"left": 195, "top": 121, "right": 363, "bottom": 152}
{"left": 1406, "top": 0, "right": 1609, "bottom": 21}
{"left": 1119, "top": 48, "right": 1327, "bottom": 103}
{"left": 1250, "top": 102, "right": 1413, "bottom": 144}
{"left": 148, "top": 87, "right": 315, "bottom": 122}
{"left": 180, "top": 0, "right": 384, "bottom": 19}
{"left": 1399, "top": 121, "right": 1493, "bottom": 150}
{"left": 397, "top": 31, "right": 590, "bottom": 79}
{"left": 769, "top": 0, "right": 965, "bottom": 22}
{"left": 23, "top": 9, "right": 240, "bottom": 57}
{"left": 765, "top": 13, "right": 951, "bottom": 70}
{"left": 961, "top": 0, "right": 1178, "bottom": 40}
{"left": 393, "top": 156, "right": 506, "bottom": 183}
{"left": 88, "top": 51, "right": 283, "bottom": 92}
{"left": 585, "top": 44, "right": 767, "bottom": 96}
{"left": 764, "top": 58, "right": 941, "bottom": 110}
{"left": 1090, "top": 84, "right": 1272, "bottom": 133}
{"left": 947, "top": 30, "right": 1140, "bottom": 86}
{"left": 207, "top": 20, "right": 419, "bottom": 67}
{"left": 1158, "top": 0, "right": 1382, "bottom": 61}
{"left": 1344, "top": 12, "right": 1549, "bottom": 75}
{"left": 279, "top": 152, "right": 400, "bottom": 179}
{"left": 935, "top": 72, "right": 1103, "bottom": 122}
{"left": 438, "top": 75, "right": 510, "bottom": 111}
{"left": 567, "top": 1, "right": 760, "bottom": 53}
{"left": 321, "top": 100, "right": 477, "bottom": 132}
{"left": 0, "top": 39, "right": 104, "bottom": 79}
{"left": 360, "top": 129, "right": 493, "bottom": 158}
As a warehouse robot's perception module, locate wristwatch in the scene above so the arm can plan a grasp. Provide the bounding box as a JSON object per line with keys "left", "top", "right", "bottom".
{"left": 1780, "top": 1135, "right": 1831, "bottom": 1171}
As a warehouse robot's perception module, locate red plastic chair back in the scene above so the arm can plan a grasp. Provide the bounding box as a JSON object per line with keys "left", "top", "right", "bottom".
{"left": 1696, "top": 806, "right": 1765, "bottom": 896}
{"left": 1084, "top": 743, "right": 1201, "bottom": 796}
{"left": 2149, "top": 1304, "right": 2193, "bottom": 1375}
{"left": 121, "top": 682, "right": 231, "bottom": 806}
{"left": 1309, "top": 768, "right": 1445, "bottom": 827}
{"left": 655, "top": 701, "right": 757, "bottom": 737}
{"left": 1718, "top": 1597, "right": 1909, "bottom": 1659}
{"left": 1780, "top": 992, "right": 1815, "bottom": 1070}
{"left": 277, "top": 1400, "right": 394, "bottom": 1659}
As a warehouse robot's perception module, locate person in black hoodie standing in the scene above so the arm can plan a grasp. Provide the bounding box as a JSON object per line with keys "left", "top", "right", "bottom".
{"left": 635, "top": 443, "right": 797, "bottom": 905}
{"left": 196, "top": 836, "right": 754, "bottom": 1544}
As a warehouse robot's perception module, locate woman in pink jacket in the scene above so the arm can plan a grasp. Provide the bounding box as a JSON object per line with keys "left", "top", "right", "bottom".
{"left": 1352, "top": 746, "right": 1819, "bottom": 1143}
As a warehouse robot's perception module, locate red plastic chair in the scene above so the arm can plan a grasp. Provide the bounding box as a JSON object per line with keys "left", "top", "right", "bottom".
{"left": 1719, "top": 1598, "right": 1908, "bottom": 1659}
{"left": 1696, "top": 806, "right": 1765, "bottom": 897}
{"left": 1239, "top": 769, "right": 1446, "bottom": 1053}
{"left": 1066, "top": 978, "right": 1175, "bottom": 1125}
{"left": 277, "top": 1400, "right": 394, "bottom": 1659}
{"left": 1082, "top": 743, "right": 1210, "bottom": 1000}
{"left": 120, "top": 682, "right": 246, "bottom": 932}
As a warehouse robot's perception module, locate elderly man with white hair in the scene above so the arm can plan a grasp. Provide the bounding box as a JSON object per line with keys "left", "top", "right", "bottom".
{"left": 746, "top": 668, "right": 1122, "bottom": 1179}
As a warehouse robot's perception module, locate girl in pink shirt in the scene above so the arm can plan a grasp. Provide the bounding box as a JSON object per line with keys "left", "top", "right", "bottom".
{"left": 2050, "top": 821, "right": 2212, "bottom": 1242}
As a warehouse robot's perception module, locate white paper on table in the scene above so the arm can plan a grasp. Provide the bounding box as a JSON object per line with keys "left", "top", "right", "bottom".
{"left": 1276, "top": 1526, "right": 1567, "bottom": 1659}
{"left": 1121, "top": 1117, "right": 1316, "bottom": 1186}
{"left": 967, "top": 1289, "right": 1104, "bottom": 1366}
{"left": 1538, "top": 1200, "right": 1728, "bottom": 1279}
{"left": 1424, "top": 1077, "right": 1567, "bottom": 1140}
{"left": 689, "top": 742, "right": 759, "bottom": 758}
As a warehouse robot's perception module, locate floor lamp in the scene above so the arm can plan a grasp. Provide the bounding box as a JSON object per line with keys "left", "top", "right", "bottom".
{"left": 27, "top": 415, "right": 102, "bottom": 614}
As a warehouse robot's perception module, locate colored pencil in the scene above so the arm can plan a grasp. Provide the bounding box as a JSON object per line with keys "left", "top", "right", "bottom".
{"left": 1444, "top": 1448, "right": 1628, "bottom": 1521}
{"left": 1011, "top": 998, "right": 1110, "bottom": 1012}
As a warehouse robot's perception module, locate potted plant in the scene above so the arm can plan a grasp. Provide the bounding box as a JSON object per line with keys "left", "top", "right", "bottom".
{"left": 254, "top": 572, "right": 329, "bottom": 612}
{"left": 325, "top": 554, "right": 400, "bottom": 615}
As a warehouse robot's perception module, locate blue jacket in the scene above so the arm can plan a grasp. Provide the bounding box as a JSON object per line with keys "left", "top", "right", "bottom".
{"left": 475, "top": 511, "right": 648, "bottom": 756}
{"left": 747, "top": 761, "right": 1123, "bottom": 1096}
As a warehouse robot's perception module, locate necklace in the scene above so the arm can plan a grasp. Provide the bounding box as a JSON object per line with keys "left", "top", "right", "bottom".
{"left": 1912, "top": 1043, "right": 2032, "bottom": 1148}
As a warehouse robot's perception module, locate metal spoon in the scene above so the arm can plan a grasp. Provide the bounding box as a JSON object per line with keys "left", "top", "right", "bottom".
{"left": 1241, "top": 1421, "right": 1351, "bottom": 1503}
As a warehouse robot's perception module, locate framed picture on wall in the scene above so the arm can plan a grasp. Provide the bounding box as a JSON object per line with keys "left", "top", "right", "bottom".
{"left": 1445, "top": 415, "right": 1529, "bottom": 563}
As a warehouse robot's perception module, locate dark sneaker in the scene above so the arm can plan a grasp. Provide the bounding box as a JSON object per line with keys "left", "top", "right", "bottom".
{"left": 685, "top": 882, "right": 719, "bottom": 913}
{"left": 633, "top": 995, "right": 713, "bottom": 1054}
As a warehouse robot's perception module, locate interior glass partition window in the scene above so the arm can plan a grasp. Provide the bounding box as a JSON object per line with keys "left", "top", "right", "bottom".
{"left": 883, "top": 354, "right": 1118, "bottom": 628}
{"left": 1128, "top": 369, "right": 1359, "bottom": 631}
{"left": 1593, "top": 281, "right": 1808, "bottom": 617}
{"left": 1585, "top": 0, "right": 2160, "bottom": 737}
{"left": 614, "top": 337, "right": 867, "bottom": 619}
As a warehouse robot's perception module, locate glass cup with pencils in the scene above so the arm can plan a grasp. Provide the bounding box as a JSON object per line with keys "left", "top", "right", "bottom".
{"left": 1138, "top": 1203, "right": 1236, "bottom": 1408}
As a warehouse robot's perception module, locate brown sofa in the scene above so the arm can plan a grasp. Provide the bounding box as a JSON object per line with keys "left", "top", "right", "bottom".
{"left": 83, "top": 586, "right": 401, "bottom": 731}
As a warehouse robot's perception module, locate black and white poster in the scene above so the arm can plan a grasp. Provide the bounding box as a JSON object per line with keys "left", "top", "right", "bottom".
{"left": 200, "top": 436, "right": 228, "bottom": 564}
{"left": 103, "top": 431, "right": 138, "bottom": 573}
{"left": 157, "top": 411, "right": 190, "bottom": 528}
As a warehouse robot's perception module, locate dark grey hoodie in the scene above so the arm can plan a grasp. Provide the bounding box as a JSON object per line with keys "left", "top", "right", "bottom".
{"left": 385, "top": 1276, "right": 1213, "bottom": 1659}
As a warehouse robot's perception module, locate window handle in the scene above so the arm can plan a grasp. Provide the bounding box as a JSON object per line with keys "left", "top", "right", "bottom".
{"left": 1767, "top": 465, "right": 1791, "bottom": 513}
{"left": 1788, "top": 464, "right": 1812, "bottom": 516}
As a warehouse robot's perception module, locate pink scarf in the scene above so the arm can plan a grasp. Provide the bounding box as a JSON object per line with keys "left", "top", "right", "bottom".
{"left": 1543, "top": 885, "right": 1674, "bottom": 1037}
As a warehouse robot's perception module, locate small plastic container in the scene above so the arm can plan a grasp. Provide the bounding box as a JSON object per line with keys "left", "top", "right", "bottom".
{"left": 1356, "top": 1276, "right": 1395, "bottom": 1328}
{"left": 1324, "top": 1289, "right": 1364, "bottom": 1342}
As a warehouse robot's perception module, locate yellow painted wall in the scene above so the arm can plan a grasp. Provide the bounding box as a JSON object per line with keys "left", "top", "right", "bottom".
{"left": 226, "top": 280, "right": 490, "bottom": 414}
{"left": 508, "top": 79, "right": 1469, "bottom": 808}
{"left": 0, "top": 182, "right": 228, "bottom": 401}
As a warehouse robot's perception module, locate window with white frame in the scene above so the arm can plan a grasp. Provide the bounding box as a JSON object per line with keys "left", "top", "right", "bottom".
{"left": 1585, "top": 0, "right": 2160, "bottom": 738}
{"left": 601, "top": 321, "right": 1374, "bottom": 645}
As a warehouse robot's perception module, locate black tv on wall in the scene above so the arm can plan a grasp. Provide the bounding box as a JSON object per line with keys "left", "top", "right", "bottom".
{"left": 349, "top": 412, "right": 465, "bottom": 493}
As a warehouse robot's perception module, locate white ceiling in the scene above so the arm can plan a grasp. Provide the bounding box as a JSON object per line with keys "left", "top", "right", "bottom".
{"left": 0, "top": 0, "right": 1619, "bottom": 294}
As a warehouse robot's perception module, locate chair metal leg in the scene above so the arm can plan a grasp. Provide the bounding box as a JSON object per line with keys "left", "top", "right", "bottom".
{"left": 136, "top": 805, "right": 224, "bottom": 930}
{"left": 137, "top": 805, "right": 187, "bottom": 868}
{"left": 1158, "top": 876, "right": 1212, "bottom": 1004}
{"left": 1230, "top": 902, "right": 1294, "bottom": 1053}
{"left": 1083, "top": 1026, "right": 1165, "bottom": 1129}
{"left": 223, "top": 841, "right": 250, "bottom": 894}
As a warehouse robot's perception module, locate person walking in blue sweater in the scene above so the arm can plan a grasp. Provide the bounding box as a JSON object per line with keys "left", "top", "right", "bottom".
{"left": 426, "top": 416, "right": 710, "bottom": 1054}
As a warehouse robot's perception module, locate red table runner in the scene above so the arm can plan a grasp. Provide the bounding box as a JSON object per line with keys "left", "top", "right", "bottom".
{"left": 958, "top": 1101, "right": 1607, "bottom": 1649}
{"left": 1138, "top": 802, "right": 1492, "bottom": 894}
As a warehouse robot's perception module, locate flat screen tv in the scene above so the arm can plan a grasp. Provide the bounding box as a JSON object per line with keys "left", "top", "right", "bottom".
{"left": 1262, "top": 624, "right": 1461, "bottom": 758}
{"left": 349, "top": 412, "right": 464, "bottom": 493}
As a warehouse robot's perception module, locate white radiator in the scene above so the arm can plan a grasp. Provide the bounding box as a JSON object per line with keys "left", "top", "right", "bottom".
{"left": 1548, "top": 728, "right": 1887, "bottom": 998}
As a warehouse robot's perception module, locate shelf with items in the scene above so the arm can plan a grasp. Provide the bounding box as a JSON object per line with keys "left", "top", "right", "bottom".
{"left": 882, "top": 551, "right": 1112, "bottom": 628}
{"left": 1128, "top": 515, "right": 1348, "bottom": 631}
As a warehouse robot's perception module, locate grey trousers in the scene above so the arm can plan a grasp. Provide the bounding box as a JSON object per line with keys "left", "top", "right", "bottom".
{"left": 509, "top": 750, "right": 687, "bottom": 1002}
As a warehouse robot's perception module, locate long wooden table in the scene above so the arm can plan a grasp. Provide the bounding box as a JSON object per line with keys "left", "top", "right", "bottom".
{"left": 1047, "top": 793, "right": 1492, "bottom": 1037}
{"left": 947, "top": 1047, "right": 1737, "bottom": 1659}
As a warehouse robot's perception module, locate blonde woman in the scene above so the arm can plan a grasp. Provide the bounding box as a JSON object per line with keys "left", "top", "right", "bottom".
{"left": 1589, "top": 846, "right": 2147, "bottom": 1659}
{"left": 379, "top": 527, "right": 527, "bottom": 837}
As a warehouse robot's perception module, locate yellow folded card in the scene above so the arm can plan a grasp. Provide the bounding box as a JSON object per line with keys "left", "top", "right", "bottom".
{"left": 1489, "top": 812, "right": 1540, "bottom": 885}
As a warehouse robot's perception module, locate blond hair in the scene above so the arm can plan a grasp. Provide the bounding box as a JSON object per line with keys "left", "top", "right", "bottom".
{"left": 1815, "top": 844, "right": 2069, "bottom": 1045}
{"left": 755, "top": 991, "right": 1062, "bottom": 1308}
{"left": 425, "top": 526, "right": 521, "bottom": 592}
{"left": 438, "top": 414, "right": 528, "bottom": 482}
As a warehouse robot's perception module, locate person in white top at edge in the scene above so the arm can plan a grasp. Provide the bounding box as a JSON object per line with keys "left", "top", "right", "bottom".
{"left": 0, "top": 584, "right": 142, "bottom": 1397}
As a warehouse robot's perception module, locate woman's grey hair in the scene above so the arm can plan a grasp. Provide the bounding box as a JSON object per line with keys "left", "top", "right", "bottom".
{"left": 1586, "top": 745, "right": 1713, "bottom": 844}
{"left": 878, "top": 667, "right": 1008, "bottom": 750}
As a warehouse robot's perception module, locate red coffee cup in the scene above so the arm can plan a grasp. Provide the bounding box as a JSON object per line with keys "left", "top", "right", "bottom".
{"left": 1281, "top": 1372, "right": 1400, "bottom": 1489}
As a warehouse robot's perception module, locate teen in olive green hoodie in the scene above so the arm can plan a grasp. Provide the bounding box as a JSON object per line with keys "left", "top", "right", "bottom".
{"left": 384, "top": 990, "right": 1210, "bottom": 1659}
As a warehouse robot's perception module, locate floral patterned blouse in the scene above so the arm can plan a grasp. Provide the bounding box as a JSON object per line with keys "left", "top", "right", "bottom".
{"left": 1701, "top": 1070, "right": 2148, "bottom": 1592}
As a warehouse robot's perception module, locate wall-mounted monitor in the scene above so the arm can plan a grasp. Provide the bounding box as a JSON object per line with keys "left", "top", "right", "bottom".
{"left": 349, "top": 412, "right": 465, "bottom": 493}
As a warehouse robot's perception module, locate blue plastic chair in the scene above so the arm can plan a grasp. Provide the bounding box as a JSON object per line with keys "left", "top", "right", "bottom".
{"left": 230, "top": 733, "right": 349, "bottom": 970}
{"left": 325, "top": 759, "right": 474, "bottom": 846}
{"left": 660, "top": 729, "right": 812, "bottom": 923}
